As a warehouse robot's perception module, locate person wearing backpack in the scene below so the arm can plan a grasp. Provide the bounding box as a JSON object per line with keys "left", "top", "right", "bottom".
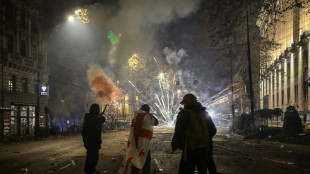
{"left": 172, "top": 93, "right": 217, "bottom": 174}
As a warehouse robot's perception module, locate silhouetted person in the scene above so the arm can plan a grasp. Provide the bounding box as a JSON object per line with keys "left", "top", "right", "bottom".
{"left": 172, "top": 94, "right": 217, "bottom": 174}
{"left": 82, "top": 104, "right": 106, "bottom": 174}
{"left": 126, "top": 104, "right": 158, "bottom": 174}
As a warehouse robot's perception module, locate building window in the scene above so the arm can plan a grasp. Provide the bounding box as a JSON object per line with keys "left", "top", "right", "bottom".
{"left": 32, "top": 45, "right": 37, "bottom": 60}
{"left": 20, "top": 40, "right": 26, "bottom": 57}
{"left": 272, "top": 94, "right": 274, "bottom": 107}
{"left": 7, "top": 35, "right": 13, "bottom": 53}
{"left": 276, "top": 70, "right": 279, "bottom": 92}
{"left": 277, "top": 93, "right": 279, "bottom": 106}
{"left": 304, "top": 81, "right": 308, "bottom": 101}
{"left": 8, "top": 75, "right": 16, "bottom": 91}
{"left": 294, "top": 56, "right": 298, "bottom": 76}
{"left": 282, "top": 90, "right": 284, "bottom": 105}
{"left": 10, "top": 105, "right": 35, "bottom": 136}
{"left": 295, "top": 84, "right": 298, "bottom": 102}
{"left": 31, "top": 16, "right": 37, "bottom": 33}
{"left": 38, "top": 54, "right": 43, "bottom": 65}
{"left": 287, "top": 88, "right": 290, "bottom": 103}
{"left": 287, "top": 63, "right": 290, "bottom": 79}
{"left": 303, "top": 50, "right": 308, "bottom": 72}
{"left": 6, "top": 3, "right": 14, "bottom": 21}
{"left": 20, "top": 8, "right": 26, "bottom": 29}
{"left": 281, "top": 68, "right": 284, "bottom": 83}
{"left": 22, "top": 78, "right": 28, "bottom": 93}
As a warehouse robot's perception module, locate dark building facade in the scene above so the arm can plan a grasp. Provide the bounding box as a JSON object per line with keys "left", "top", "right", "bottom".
{"left": 0, "top": 0, "right": 49, "bottom": 139}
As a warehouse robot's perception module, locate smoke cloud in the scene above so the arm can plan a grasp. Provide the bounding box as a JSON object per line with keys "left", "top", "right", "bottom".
{"left": 163, "top": 47, "right": 187, "bottom": 65}
{"left": 87, "top": 64, "right": 121, "bottom": 102}
{"left": 90, "top": 0, "right": 201, "bottom": 62}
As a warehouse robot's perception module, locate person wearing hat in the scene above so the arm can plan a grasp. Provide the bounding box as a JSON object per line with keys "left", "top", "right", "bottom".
{"left": 126, "top": 104, "right": 158, "bottom": 174}
{"left": 172, "top": 93, "right": 217, "bottom": 174}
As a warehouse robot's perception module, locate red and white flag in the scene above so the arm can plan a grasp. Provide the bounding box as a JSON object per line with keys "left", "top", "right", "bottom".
{"left": 126, "top": 110, "right": 155, "bottom": 169}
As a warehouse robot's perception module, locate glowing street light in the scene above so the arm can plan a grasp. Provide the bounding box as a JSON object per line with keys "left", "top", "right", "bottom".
{"left": 67, "top": 8, "right": 89, "bottom": 23}
{"left": 68, "top": 15, "right": 74, "bottom": 22}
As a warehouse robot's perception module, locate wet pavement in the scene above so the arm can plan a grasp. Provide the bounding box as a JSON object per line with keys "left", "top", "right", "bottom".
{"left": 1, "top": 127, "right": 310, "bottom": 174}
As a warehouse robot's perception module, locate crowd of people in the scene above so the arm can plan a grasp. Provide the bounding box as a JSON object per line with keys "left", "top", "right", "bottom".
{"left": 82, "top": 93, "right": 217, "bottom": 174}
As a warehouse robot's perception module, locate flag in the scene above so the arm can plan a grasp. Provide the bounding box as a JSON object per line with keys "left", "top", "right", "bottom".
{"left": 126, "top": 110, "right": 155, "bottom": 169}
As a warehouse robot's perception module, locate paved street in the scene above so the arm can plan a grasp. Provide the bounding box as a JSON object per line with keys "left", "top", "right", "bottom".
{"left": 1, "top": 128, "right": 310, "bottom": 174}
{"left": 149, "top": 127, "right": 310, "bottom": 174}
{"left": 0, "top": 130, "right": 129, "bottom": 174}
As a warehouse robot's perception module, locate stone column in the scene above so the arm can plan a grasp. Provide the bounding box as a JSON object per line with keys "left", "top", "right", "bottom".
{"left": 284, "top": 59, "right": 288, "bottom": 105}
{"left": 274, "top": 69, "right": 278, "bottom": 108}
{"left": 308, "top": 41, "right": 310, "bottom": 110}
{"left": 260, "top": 75, "right": 264, "bottom": 109}
{"left": 278, "top": 64, "right": 282, "bottom": 109}
{"left": 270, "top": 71, "right": 273, "bottom": 109}
{"left": 298, "top": 46, "right": 303, "bottom": 110}
{"left": 290, "top": 53, "right": 295, "bottom": 105}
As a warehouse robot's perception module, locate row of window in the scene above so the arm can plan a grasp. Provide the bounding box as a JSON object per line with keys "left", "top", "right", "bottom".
{"left": 10, "top": 105, "right": 36, "bottom": 136}
{"left": 271, "top": 83, "right": 309, "bottom": 108}
{"left": 4, "top": 3, "right": 38, "bottom": 33}
{"left": 7, "top": 35, "right": 37, "bottom": 59}
{"left": 8, "top": 75, "right": 33, "bottom": 93}
{"left": 262, "top": 49, "right": 309, "bottom": 97}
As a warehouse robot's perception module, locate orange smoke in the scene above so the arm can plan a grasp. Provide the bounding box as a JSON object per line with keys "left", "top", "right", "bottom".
{"left": 88, "top": 64, "right": 121, "bottom": 103}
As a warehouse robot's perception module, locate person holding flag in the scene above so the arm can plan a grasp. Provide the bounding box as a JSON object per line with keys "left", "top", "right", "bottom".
{"left": 126, "top": 104, "right": 158, "bottom": 174}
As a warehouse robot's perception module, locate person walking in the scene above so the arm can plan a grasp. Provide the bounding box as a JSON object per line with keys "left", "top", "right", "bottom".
{"left": 126, "top": 104, "right": 158, "bottom": 174}
{"left": 172, "top": 94, "right": 217, "bottom": 174}
{"left": 82, "top": 104, "right": 106, "bottom": 174}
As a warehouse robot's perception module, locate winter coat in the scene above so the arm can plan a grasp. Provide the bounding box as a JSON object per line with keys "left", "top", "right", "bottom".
{"left": 171, "top": 102, "right": 217, "bottom": 151}
{"left": 82, "top": 113, "right": 106, "bottom": 147}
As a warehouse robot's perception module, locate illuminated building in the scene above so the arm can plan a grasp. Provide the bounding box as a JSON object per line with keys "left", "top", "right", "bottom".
{"left": 258, "top": 0, "right": 310, "bottom": 123}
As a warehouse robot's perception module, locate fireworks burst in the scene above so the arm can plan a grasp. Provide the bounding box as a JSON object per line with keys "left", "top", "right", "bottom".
{"left": 153, "top": 72, "right": 180, "bottom": 127}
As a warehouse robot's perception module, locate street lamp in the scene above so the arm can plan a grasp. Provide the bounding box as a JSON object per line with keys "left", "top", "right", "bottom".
{"left": 68, "top": 15, "right": 74, "bottom": 22}
{"left": 68, "top": 8, "right": 89, "bottom": 23}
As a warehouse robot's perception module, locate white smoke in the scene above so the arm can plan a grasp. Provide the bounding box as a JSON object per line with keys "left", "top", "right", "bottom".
{"left": 91, "top": 0, "right": 201, "bottom": 61}
{"left": 163, "top": 47, "right": 187, "bottom": 65}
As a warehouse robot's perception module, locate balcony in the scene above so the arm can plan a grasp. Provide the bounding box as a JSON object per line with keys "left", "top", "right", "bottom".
{"left": 24, "top": 58, "right": 34, "bottom": 67}
{"left": 8, "top": 54, "right": 37, "bottom": 71}
{"left": 10, "top": 54, "right": 23, "bottom": 65}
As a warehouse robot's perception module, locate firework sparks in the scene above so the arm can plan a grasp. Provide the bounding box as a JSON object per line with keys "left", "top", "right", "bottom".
{"left": 153, "top": 72, "right": 180, "bottom": 126}
{"left": 128, "top": 80, "right": 141, "bottom": 94}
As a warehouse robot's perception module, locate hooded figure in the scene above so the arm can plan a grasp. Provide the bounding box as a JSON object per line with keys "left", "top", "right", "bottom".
{"left": 82, "top": 104, "right": 106, "bottom": 174}
{"left": 126, "top": 104, "right": 158, "bottom": 174}
{"left": 172, "top": 94, "right": 217, "bottom": 174}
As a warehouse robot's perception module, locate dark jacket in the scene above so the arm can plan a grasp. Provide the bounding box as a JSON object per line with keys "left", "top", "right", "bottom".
{"left": 82, "top": 113, "right": 105, "bottom": 146}
{"left": 171, "top": 102, "right": 217, "bottom": 151}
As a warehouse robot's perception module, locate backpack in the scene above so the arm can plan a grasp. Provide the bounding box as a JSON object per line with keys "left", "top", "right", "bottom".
{"left": 185, "top": 110, "right": 210, "bottom": 151}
